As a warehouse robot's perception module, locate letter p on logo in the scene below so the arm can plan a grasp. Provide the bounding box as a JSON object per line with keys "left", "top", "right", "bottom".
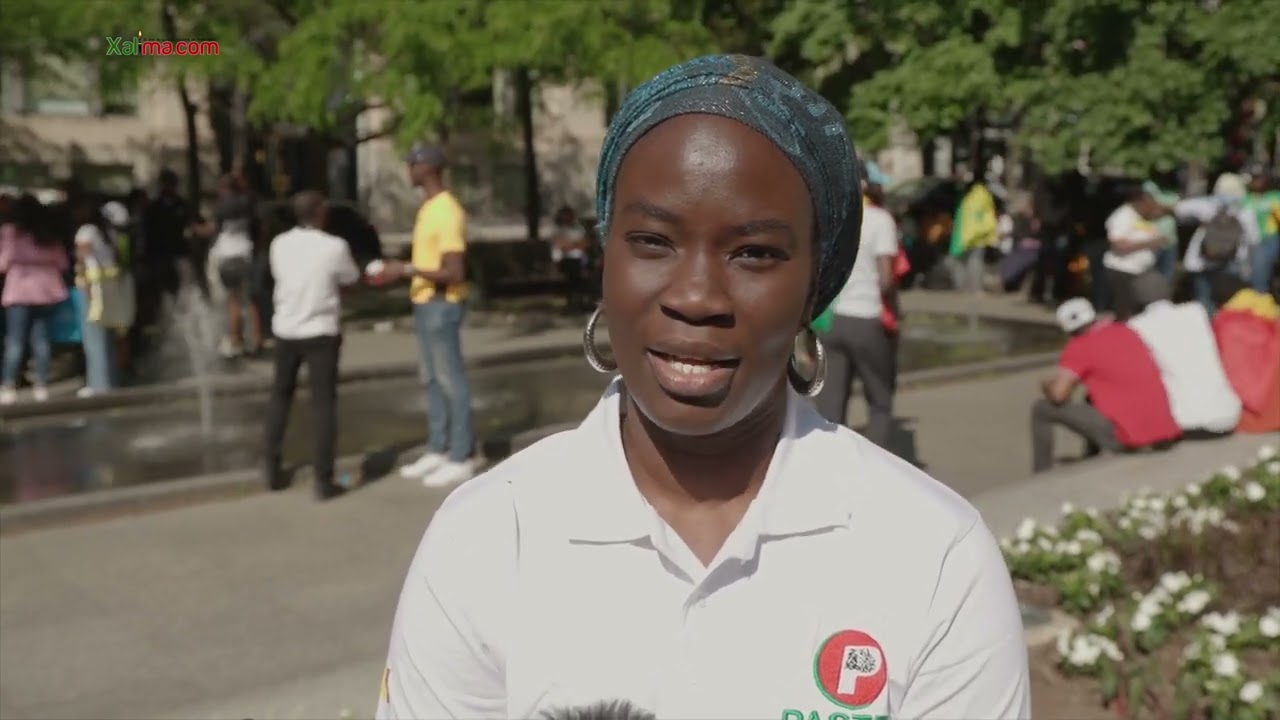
{"left": 814, "top": 630, "right": 889, "bottom": 710}
{"left": 836, "top": 645, "right": 882, "bottom": 694}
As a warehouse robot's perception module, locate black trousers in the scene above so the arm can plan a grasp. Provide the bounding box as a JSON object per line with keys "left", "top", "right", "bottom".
{"left": 814, "top": 314, "right": 897, "bottom": 447}
{"left": 1030, "top": 398, "right": 1123, "bottom": 473}
{"left": 1106, "top": 267, "right": 1169, "bottom": 321}
{"left": 263, "top": 334, "right": 341, "bottom": 490}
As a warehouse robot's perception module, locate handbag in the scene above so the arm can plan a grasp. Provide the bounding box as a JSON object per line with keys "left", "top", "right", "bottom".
{"left": 881, "top": 247, "right": 912, "bottom": 333}
{"left": 48, "top": 288, "right": 85, "bottom": 344}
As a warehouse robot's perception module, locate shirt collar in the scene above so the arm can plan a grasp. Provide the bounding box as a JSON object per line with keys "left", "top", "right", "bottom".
{"left": 560, "top": 380, "right": 855, "bottom": 547}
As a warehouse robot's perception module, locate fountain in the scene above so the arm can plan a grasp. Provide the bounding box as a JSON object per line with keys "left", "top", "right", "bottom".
{"left": 172, "top": 282, "right": 221, "bottom": 437}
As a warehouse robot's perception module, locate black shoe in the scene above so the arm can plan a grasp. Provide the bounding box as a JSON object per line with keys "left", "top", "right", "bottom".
{"left": 315, "top": 483, "right": 346, "bottom": 502}
{"left": 264, "top": 467, "right": 291, "bottom": 492}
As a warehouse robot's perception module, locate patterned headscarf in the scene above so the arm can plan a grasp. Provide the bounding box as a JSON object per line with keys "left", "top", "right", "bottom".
{"left": 595, "top": 54, "right": 862, "bottom": 319}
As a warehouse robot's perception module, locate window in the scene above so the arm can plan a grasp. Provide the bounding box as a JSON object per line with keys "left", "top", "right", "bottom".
{"left": 99, "top": 61, "right": 140, "bottom": 116}
{"left": 23, "top": 57, "right": 94, "bottom": 116}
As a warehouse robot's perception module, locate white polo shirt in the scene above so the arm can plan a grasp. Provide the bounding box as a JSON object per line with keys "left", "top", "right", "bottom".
{"left": 376, "top": 382, "right": 1029, "bottom": 720}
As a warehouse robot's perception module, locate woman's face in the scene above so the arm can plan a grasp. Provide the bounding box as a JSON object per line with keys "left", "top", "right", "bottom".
{"left": 603, "top": 114, "right": 814, "bottom": 437}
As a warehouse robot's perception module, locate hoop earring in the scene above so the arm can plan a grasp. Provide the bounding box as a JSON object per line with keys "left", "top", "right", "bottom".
{"left": 583, "top": 306, "right": 616, "bottom": 373}
{"left": 788, "top": 327, "right": 827, "bottom": 397}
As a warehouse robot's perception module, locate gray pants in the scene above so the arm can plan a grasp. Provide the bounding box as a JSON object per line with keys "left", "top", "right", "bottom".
{"left": 815, "top": 314, "right": 896, "bottom": 447}
{"left": 1030, "top": 399, "right": 1121, "bottom": 473}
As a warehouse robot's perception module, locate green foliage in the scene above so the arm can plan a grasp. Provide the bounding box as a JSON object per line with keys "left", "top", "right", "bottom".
{"left": 773, "top": 0, "right": 1280, "bottom": 177}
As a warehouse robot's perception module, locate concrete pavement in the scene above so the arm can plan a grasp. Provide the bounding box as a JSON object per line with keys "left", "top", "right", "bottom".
{"left": 3, "top": 343, "right": 1273, "bottom": 719}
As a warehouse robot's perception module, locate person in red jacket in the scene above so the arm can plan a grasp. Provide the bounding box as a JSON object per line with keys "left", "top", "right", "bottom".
{"left": 1031, "top": 298, "right": 1182, "bottom": 473}
{"left": 1211, "top": 275, "right": 1280, "bottom": 433}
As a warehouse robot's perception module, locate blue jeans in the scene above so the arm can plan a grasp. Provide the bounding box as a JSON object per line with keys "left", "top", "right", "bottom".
{"left": 413, "top": 300, "right": 473, "bottom": 462}
{"left": 3, "top": 304, "right": 55, "bottom": 386}
{"left": 1252, "top": 234, "right": 1280, "bottom": 293}
{"left": 1154, "top": 245, "right": 1177, "bottom": 282}
{"left": 80, "top": 310, "right": 116, "bottom": 392}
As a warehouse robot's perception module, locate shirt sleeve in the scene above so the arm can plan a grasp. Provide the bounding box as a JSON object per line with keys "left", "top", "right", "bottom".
{"left": 869, "top": 212, "right": 899, "bottom": 258}
{"left": 335, "top": 242, "right": 360, "bottom": 286}
{"left": 1058, "top": 336, "right": 1091, "bottom": 380}
{"left": 897, "top": 518, "right": 1031, "bottom": 720}
{"left": 376, "top": 478, "right": 514, "bottom": 720}
{"left": 438, "top": 201, "right": 467, "bottom": 255}
{"left": 1172, "top": 196, "right": 1219, "bottom": 224}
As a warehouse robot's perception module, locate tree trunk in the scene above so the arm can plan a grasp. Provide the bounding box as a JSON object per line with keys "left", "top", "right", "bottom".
{"left": 231, "top": 87, "right": 249, "bottom": 174}
{"left": 208, "top": 81, "right": 235, "bottom": 173}
{"left": 514, "top": 66, "right": 541, "bottom": 242}
{"left": 162, "top": 2, "right": 201, "bottom": 203}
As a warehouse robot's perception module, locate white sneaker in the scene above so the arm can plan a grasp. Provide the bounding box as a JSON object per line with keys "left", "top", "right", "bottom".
{"left": 0, "top": 386, "right": 15, "bottom": 405}
{"left": 76, "top": 387, "right": 97, "bottom": 399}
{"left": 399, "top": 452, "right": 447, "bottom": 480}
{"left": 422, "top": 460, "right": 475, "bottom": 488}
{"left": 31, "top": 386, "right": 49, "bottom": 402}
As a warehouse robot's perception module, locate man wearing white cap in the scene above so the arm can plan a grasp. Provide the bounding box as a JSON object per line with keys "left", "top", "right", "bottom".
{"left": 1171, "top": 172, "right": 1260, "bottom": 313}
{"left": 1030, "top": 298, "right": 1182, "bottom": 473}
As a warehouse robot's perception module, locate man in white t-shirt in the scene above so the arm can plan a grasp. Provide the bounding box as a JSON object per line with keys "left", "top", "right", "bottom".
{"left": 263, "top": 190, "right": 361, "bottom": 501}
{"left": 814, "top": 180, "right": 901, "bottom": 447}
{"left": 1102, "top": 189, "right": 1172, "bottom": 320}
{"left": 1127, "top": 300, "right": 1242, "bottom": 434}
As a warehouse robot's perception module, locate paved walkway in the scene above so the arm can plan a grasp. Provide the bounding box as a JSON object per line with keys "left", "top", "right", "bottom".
{"left": 3, "top": 332, "right": 1273, "bottom": 719}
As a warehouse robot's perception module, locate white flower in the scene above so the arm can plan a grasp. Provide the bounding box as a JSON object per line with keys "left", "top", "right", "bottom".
{"left": 1000, "top": 536, "right": 1013, "bottom": 550}
{"left": 1267, "top": 461, "right": 1280, "bottom": 475}
{"left": 1015, "top": 540, "right": 1031, "bottom": 555}
{"left": 1061, "top": 502, "right": 1076, "bottom": 515}
{"left": 1186, "top": 482, "right": 1201, "bottom": 496}
{"left": 1037, "top": 537, "right": 1054, "bottom": 552}
{"left": 1244, "top": 481, "right": 1266, "bottom": 502}
{"left": 1138, "top": 524, "right": 1162, "bottom": 540}
{"left": 1182, "top": 640, "right": 1202, "bottom": 662}
{"left": 1097, "top": 636, "right": 1123, "bottom": 662}
{"left": 1076, "top": 528, "right": 1103, "bottom": 545}
{"left": 1132, "top": 496, "right": 1149, "bottom": 511}
{"left": 1015, "top": 518, "right": 1037, "bottom": 541}
{"left": 1132, "top": 611, "right": 1153, "bottom": 632}
{"left": 1203, "top": 611, "right": 1242, "bottom": 636}
{"left": 1056, "top": 628, "right": 1072, "bottom": 657}
{"left": 1087, "top": 550, "right": 1120, "bottom": 575}
{"left": 1118, "top": 516, "right": 1134, "bottom": 531}
{"left": 1086, "top": 506, "right": 1100, "bottom": 518}
{"left": 1043, "top": 524, "right": 1059, "bottom": 537}
{"left": 1173, "top": 494, "right": 1189, "bottom": 509}
{"left": 1240, "top": 680, "right": 1264, "bottom": 704}
{"left": 1221, "top": 465, "right": 1241, "bottom": 481}
{"left": 1259, "top": 444, "right": 1277, "bottom": 462}
{"left": 1095, "top": 604, "right": 1116, "bottom": 627}
{"left": 1067, "top": 635, "right": 1102, "bottom": 667}
{"left": 1062, "top": 540, "right": 1083, "bottom": 556}
{"left": 1176, "top": 589, "right": 1211, "bottom": 616}
{"left": 1259, "top": 613, "right": 1280, "bottom": 639}
{"left": 1161, "top": 572, "right": 1192, "bottom": 594}
{"left": 1213, "top": 652, "right": 1240, "bottom": 677}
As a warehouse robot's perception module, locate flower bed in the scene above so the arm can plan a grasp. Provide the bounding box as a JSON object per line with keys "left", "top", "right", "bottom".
{"left": 1006, "top": 445, "right": 1280, "bottom": 720}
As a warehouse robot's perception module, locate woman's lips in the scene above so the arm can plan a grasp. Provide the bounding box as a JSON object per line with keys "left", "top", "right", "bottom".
{"left": 645, "top": 350, "right": 740, "bottom": 399}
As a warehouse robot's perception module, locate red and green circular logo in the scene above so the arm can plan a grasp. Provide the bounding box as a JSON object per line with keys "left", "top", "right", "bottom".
{"left": 813, "top": 630, "right": 888, "bottom": 709}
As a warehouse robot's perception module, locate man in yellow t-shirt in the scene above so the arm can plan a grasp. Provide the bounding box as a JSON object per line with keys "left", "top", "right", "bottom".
{"left": 395, "top": 144, "right": 475, "bottom": 487}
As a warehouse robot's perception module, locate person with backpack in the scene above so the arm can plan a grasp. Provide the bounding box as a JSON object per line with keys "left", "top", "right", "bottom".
{"left": 1171, "top": 173, "right": 1259, "bottom": 314}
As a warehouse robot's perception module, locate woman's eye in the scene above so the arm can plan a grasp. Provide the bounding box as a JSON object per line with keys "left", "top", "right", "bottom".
{"left": 624, "top": 233, "right": 672, "bottom": 253}
{"left": 733, "top": 245, "right": 788, "bottom": 263}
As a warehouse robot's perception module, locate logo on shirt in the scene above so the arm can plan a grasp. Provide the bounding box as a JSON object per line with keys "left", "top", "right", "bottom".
{"left": 813, "top": 630, "right": 888, "bottom": 710}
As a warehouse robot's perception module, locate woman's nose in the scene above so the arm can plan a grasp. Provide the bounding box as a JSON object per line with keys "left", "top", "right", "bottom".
{"left": 659, "top": 247, "right": 733, "bottom": 325}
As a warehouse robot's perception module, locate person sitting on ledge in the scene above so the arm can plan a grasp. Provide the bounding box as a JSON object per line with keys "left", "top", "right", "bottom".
{"left": 1031, "top": 298, "right": 1182, "bottom": 474}
{"left": 1209, "top": 274, "right": 1280, "bottom": 434}
{"left": 376, "top": 54, "right": 1028, "bottom": 720}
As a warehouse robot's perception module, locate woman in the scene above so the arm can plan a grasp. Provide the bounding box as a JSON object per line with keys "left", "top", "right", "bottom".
{"left": 200, "top": 173, "right": 263, "bottom": 357}
{"left": 0, "top": 195, "right": 69, "bottom": 404}
{"left": 72, "top": 198, "right": 120, "bottom": 397}
{"left": 550, "top": 205, "right": 592, "bottom": 312}
{"left": 377, "top": 55, "right": 1028, "bottom": 720}
{"left": 814, "top": 174, "right": 901, "bottom": 447}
